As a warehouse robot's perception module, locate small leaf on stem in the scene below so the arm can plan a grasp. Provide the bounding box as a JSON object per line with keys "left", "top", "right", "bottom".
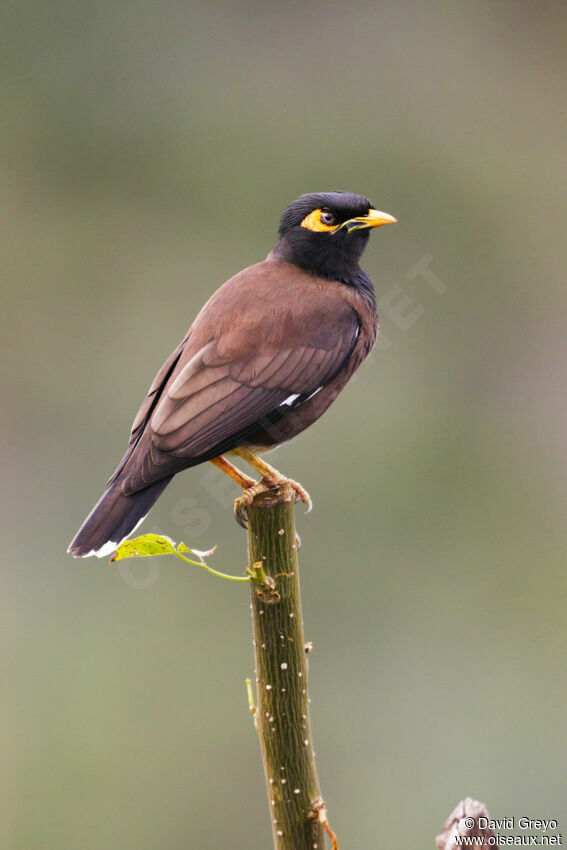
{"left": 110, "top": 534, "right": 249, "bottom": 583}
{"left": 110, "top": 534, "right": 176, "bottom": 561}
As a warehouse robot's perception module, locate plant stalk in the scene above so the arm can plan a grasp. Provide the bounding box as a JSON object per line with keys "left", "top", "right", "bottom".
{"left": 247, "top": 484, "right": 328, "bottom": 850}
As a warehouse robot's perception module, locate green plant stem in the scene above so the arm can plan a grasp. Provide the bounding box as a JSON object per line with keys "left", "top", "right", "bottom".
{"left": 247, "top": 485, "right": 326, "bottom": 850}
{"left": 175, "top": 551, "right": 251, "bottom": 582}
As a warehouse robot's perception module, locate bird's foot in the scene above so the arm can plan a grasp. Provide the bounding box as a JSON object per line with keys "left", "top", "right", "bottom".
{"left": 234, "top": 479, "right": 272, "bottom": 528}
{"left": 286, "top": 478, "right": 312, "bottom": 513}
{"left": 234, "top": 475, "right": 312, "bottom": 528}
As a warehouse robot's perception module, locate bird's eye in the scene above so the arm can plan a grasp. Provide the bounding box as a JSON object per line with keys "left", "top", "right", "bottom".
{"left": 300, "top": 208, "right": 337, "bottom": 232}
{"left": 320, "top": 210, "right": 336, "bottom": 226}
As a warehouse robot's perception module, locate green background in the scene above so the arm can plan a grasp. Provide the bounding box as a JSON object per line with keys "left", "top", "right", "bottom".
{"left": 2, "top": 2, "right": 566, "bottom": 847}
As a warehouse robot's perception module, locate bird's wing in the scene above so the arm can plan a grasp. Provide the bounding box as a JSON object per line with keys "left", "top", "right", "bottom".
{"left": 152, "top": 337, "right": 348, "bottom": 456}
{"left": 106, "top": 334, "right": 189, "bottom": 486}
{"left": 113, "top": 268, "right": 359, "bottom": 493}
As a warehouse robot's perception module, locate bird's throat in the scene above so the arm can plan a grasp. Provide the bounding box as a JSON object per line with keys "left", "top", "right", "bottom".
{"left": 267, "top": 237, "right": 375, "bottom": 301}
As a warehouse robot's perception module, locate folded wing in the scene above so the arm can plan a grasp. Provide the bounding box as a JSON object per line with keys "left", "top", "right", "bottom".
{"left": 114, "top": 285, "right": 359, "bottom": 494}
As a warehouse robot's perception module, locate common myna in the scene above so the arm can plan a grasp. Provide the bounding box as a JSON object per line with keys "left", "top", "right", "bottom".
{"left": 68, "top": 191, "right": 396, "bottom": 557}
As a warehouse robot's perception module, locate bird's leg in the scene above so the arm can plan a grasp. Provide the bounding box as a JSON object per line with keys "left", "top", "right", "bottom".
{"left": 231, "top": 446, "right": 312, "bottom": 528}
{"left": 210, "top": 455, "right": 267, "bottom": 528}
{"left": 209, "top": 455, "right": 256, "bottom": 489}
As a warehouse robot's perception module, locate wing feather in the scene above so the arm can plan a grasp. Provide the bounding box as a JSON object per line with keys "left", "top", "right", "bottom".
{"left": 106, "top": 334, "right": 188, "bottom": 486}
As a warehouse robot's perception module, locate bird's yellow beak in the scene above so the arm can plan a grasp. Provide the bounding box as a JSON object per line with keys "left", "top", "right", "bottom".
{"left": 340, "top": 208, "right": 398, "bottom": 233}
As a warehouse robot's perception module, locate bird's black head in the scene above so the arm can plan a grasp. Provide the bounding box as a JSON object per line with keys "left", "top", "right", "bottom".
{"left": 271, "top": 191, "right": 396, "bottom": 283}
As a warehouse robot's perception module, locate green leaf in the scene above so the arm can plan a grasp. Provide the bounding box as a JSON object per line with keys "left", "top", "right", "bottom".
{"left": 110, "top": 534, "right": 177, "bottom": 562}
{"left": 110, "top": 535, "right": 249, "bottom": 584}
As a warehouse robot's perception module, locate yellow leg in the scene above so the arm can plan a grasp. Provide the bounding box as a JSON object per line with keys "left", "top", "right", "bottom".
{"left": 209, "top": 455, "right": 256, "bottom": 489}
{"left": 232, "top": 446, "right": 287, "bottom": 481}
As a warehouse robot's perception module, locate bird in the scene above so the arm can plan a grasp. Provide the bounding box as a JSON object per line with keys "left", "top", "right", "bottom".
{"left": 68, "top": 191, "right": 396, "bottom": 557}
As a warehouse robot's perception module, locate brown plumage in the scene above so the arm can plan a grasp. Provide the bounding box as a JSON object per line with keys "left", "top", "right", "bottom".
{"left": 69, "top": 191, "right": 396, "bottom": 557}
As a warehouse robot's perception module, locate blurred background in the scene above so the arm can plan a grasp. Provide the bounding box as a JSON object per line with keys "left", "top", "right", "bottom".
{"left": 2, "top": 2, "right": 566, "bottom": 847}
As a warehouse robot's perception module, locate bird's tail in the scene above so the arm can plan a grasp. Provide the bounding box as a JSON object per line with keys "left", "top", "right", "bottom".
{"left": 67, "top": 477, "right": 172, "bottom": 558}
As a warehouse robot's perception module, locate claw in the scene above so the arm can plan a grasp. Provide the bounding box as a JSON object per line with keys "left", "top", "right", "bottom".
{"left": 234, "top": 481, "right": 269, "bottom": 529}
{"left": 287, "top": 478, "right": 312, "bottom": 513}
{"left": 234, "top": 491, "right": 253, "bottom": 528}
{"left": 233, "top": 477, "right": 312, "bottom": 529}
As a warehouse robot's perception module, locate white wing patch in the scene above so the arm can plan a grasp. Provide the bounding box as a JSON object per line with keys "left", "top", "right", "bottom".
{"left": 282, "top": 393, "right": 300, "bottom": 406}
{"left": 279, "top": 387, "right": 323, "bottom": 412}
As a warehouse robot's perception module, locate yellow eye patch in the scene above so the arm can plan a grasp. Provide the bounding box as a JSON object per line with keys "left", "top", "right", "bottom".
{"left": 300, "top": 208, "right": 337, "bottom": 233}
